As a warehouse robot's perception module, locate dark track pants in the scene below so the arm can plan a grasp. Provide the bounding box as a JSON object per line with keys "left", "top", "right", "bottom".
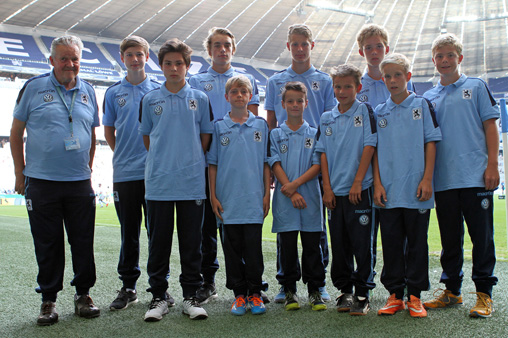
{"left": 201, "top": 170, "right": 220, "bottom": 284}
{"left": 146, "top": 200, "right": 203, "bottom": 299}
{"left": 25, "top": 177, "right": 96, "bottom": 302}
{"left": 435, "top": 188, "right": 497, "bottom": 296}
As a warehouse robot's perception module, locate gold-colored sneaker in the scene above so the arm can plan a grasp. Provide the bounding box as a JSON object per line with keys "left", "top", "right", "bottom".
{"left": 423, "top": 289, "right": 463, "bottom": 309}
{"left": 469, "top": 292, "right": 493, "bottom": 318}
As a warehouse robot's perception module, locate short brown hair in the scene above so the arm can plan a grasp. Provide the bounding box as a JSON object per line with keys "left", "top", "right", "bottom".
{"left": 356, "top": 24, "right": 389, "bottom": 49}
{"left": 204, "top": 27, "right": 236, "bottom": 54}
{"left": 431, "top": 33, "right": 463, "bottom": 56}
{"left": 287, "top": 24, "right": 313, "bottom": 42}
{"left": 225, "top": 75, "right": 252, "bottom": 94}
{"left": 120, "top": 35, "right": 149, "bottom": 56}
{"left": 329, "top": 64, "right": 362, "bottom": 87}
{"left": 158, "top": 38, "right": 192, "bottom": 67}
{"left": 281, "top": 81, "right": 307, "bottom": 101}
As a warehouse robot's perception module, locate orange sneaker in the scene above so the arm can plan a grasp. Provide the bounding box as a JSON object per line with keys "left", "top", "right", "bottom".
{"left": 377, "top": 294, "right": 405, "bottom": 315}
{"left": 424, "top": 289, "right": 463, "bottom": 309}
{"left": 407, "top": 295, "right": 427, "bottom": 318}
{"left": 469, "top": 292, "right": 493, "bottom": 318}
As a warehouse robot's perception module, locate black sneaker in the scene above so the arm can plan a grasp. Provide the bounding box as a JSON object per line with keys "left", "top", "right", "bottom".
{"left": 309, "top": 291, "right": 327, "bottom": 311}
{"left": 37, "top": 301, "right": 58, "bottom": 326}
{"left": 284, "top": 291, "right": 300, "bottom": 311}
{"left": 260, "top": 290, "right": 271, "bottom": 304}
{"left": 165, "top": 291, "right": 175, "bottom": 307}
{"left": 74, "top": 294, "right": 100, "bottom": 318}
{"left": 196, "top": 283, "right": 218, "bottom": 305}
{"left": 336, "top": 293, "right": 354, "bottom": 312}
{"left": 110, "top": 287, "right": 138, "bottom": 310}
{"left": 350, "top": 296, "right": 370, "bottom": 316}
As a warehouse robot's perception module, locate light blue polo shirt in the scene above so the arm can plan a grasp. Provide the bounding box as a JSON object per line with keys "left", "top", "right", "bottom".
{"left": 139, "top": 82, "right": 213, "bottom": 201}
{"left": 315, "top": 100, "right": 377, "bottom": 196}
{"left": 375, "top": 93, "right": 442, "bottom": 209}
{"left": 264, "top": 65, "right": 336, "bottom": 127}
{"left": 268, "top": 121, "right": 323, "bottom": 233}
{"left": 13, "top": 71, "right": 99, "bottom": 181}
{"left": 423, "top": 75, "right": 499, "bottom": 192}
{"left": 103, "top": 76, "right": 160, "bottom": 183}
{"left": 188, "top": 66, "right": 259, "bottom": 120}
{"left": 207, "top": 112, "right": 269, "bottom": 224}
{"left": 358, "top": 72, "right": 415, "bottom": 109}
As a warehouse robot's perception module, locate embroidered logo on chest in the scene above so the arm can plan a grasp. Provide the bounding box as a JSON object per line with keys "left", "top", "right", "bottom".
{"left": 81, "top": 93, "right": 89, "bottom": 104}
{"left": 325, "top": 126, "right": 333, "bottom": 136}
{"left": 354, "top": 115, "right": 363, "bottom": 127}
{"left": 189, "top": 99, "right": 197, "bottom": 110}
{"left": 154, "top": 105, "right": 163, "bottom": 115}
{"left": 412, "top": 107, "right": 422, "bottom": 120}
{"left": 118, "top": 98, "right": 126, "bottom": 107}
{"left": 378, "top": 118, "right": 388, "bottom": 128}
{"left": 204, "top": 83, "right": 213, "bottom": 92}
{"left": 221, "top": 136, "right": 230, "bottom": 146}
{"left": 311, "top": 81, "right": 320, "bottom": 91}
{"left": 462, "top": 89, "right": 472, "bottom": 99}
{"left": 254, "top": 131, "right": 262, "bottom": 142}
{"left": 280, "top": 144, "right": 288, "bottom": 153}
{"left": 305, "top": 138, "right": 313, "bottom": 148}
{"left": 43, "top": 94, "right": 53, "bottom": 102}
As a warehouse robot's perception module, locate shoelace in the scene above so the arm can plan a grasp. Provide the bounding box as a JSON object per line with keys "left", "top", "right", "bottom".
{"left": 309, "top": 292, "right": 321, "bottom": 303}
{"left": 232, "top": 297, "right": 246, "bottom": 309}
{"left": 149, "top": 298, "right": 164, "bottom": 309}
{"left": 431, "top": 288, "right": 447, "bottom": 300}
{"left": 41, "top": 303, "right": 54, "bottom": 315}
{"left": 470, "top": 292, "right": 492, "bottom": 308}
{"left": 248, "top": 296, "right": 263, "bottom": 307}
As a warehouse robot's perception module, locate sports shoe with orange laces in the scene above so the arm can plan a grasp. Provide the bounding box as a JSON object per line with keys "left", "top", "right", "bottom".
{"left": 469, "top": 292, "right": 493, "bottom": 318}
{"left": 423, "top": 289, "right": 463, "bottom": 309}
{"left": 231, "top": 296, "right": 247, "bottom": 316}
{"left": 407, "top": 295, "right": 427, "bottom": 318}
{"left": 248, "top": 295, "right": 266, "bottom": 315}
{"left": 377, "top": 294, "right": 405, "bottom": 315}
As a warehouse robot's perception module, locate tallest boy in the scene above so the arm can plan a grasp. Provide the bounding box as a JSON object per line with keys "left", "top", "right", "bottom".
{"left": 265, "top": 24, "right": 335, "bottom": 302}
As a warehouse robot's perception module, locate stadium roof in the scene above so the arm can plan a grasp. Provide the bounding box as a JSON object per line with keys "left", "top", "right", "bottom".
{"left": 1, "top": 0, "right": 508, "bottom": 80}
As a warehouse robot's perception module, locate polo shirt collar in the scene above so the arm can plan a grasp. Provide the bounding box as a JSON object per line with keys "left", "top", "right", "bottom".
{"left": 332, "top": 100, "right": 361, "bottom": 118}
{"left": 281, "top": 120, "right": 309, "bottom": 135}
{"left": 223, "top": 111, "right": 256, "bottom": 128}
{"left": 50, "top": 70, "right": 81, "bottom": 91}
{"left": 287, "top": 65, "right": 316, "bottom": 78}
{"left": 121, "top": 75, "right": 151, "bottom": 88}
{"left": 207, "top": 66, "right": 235, "bottom": 77}
{"left": 361, "top": 72, "right": 382, "bottom": 84}
{"left": 386, "top": 92, "right": 415, "bottom": 110}
{"left": 437, "top": 74, "right": 467, "bottom": 91}
{"left": 160, "top": 81, "right": 191, "bottom": 98}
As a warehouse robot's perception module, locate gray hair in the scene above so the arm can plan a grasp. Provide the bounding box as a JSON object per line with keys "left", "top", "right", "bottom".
{"left": 50, "top": 35, "right": 83, "bottom": 58}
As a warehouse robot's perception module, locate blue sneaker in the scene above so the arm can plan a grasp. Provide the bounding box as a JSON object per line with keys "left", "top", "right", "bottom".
{"left": 274, "top": 287, "right": 285, "bottom": 303}
{"left": 248, "top": 295, "right": 266, "bottom": 315}
{"left": 319, "top": 286, "right": 331, "bottom": 302}
{"left": 231, "top": 296, "right": 247, "bottom": 316}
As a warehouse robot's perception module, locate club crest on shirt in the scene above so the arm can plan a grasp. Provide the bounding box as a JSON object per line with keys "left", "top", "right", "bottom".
{"left": 311, "top": 81, "right": 320, "bottom": 91}
{"left": 189, "top": 99, "right": 197, "bottom": 110}
{"left": 118, "top": 98, "right": 126, "bottom": 107}
{"left": 204, "top": 83, "right": 213, "bottom": 92}
{"left": 354, "top": 115, "right": 363, "bottom": 127}
{"left": 305, "top": 138, "right": 313, "bottom": 148}
{"left": 221, "top": 136, "right": 230, "bottom": 146}
{"left": 463, "top": 89, "right": 472, "bottom": 99}
{"left": 280, "top": 143, "right": 288, "bottom": 153}
{"left": 359, "top": 214, "right": 370, "bottom": 225}
{"left": 412, "top": 107, "right": 422, "bottom": 120}
{"left": 378, "top": 118, "right": 388, "bottom": 128}
{"left": 113, "top": 191, "right": 119, "bottom": 202}
{"left": 81, "top": 93, "right": 89, "bottom": 104}
{"left": 254, "top": 131, "right": 262, "bottom": 142}
{"left": 43, "top": 94, "right": 53, "bottom": 102}
{"left": 325, "top": 126, "right": 333, "bottom": 136}
{"left": 26, "top": 199, "right": 33, "bottom": 211}
{"left": 481, "top": 198, "right": 490, "bottom": 210}
{"left": 358, "top": 94, "right": 368, "bottom": 102}
{"left": 154, "top": 105, "right": 163, "bottom": 115}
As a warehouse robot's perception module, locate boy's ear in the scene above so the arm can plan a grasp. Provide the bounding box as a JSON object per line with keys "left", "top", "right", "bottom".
{"left": 358, "top": 48, "right": 364, "bottom": 57}
{"left": 145, "top": 52, "right": 149, "bottom": 61}
{"left": 310, "top": 41, "right": 315, "bottom": 50}
{"left": 458, "top": 54, "right": 464, "bottom": 64}
{"left": 356, "top": 83, "right": 363, "bottom": 93}
{"left": 286, "top": 42, "right": 291, "bottom": 51}
{"left": 281, "top": 99, "right": 286, "bottom": 109}
{"left": 406, "top": 72, "right": 412, "bottom": 82}
{"left": 225, "top": 93, "right": 230, "bottom": 102}
{"left": 385, "top": 45, "right": 390, "bottom": 54}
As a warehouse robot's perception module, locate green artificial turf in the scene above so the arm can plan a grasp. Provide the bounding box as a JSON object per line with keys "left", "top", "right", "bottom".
{"left": 1, "top": 203, "right": 508, "bottom": 337}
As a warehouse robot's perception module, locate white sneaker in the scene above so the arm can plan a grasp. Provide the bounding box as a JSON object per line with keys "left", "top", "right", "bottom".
{"left": 182, "top": 297, "right": 208, "bottom": 320}
{"left": 144, "top": 298, "right": 169, "bottom": 322}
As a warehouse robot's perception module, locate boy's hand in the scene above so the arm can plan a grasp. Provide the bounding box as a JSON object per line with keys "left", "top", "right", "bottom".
{"left": 281, "top": 181, "right": 298, "bottom": 197}
{"left": 484, "top": 164, "right": 500, "bottom": 191}
{"left": 210, "top": 196, "right": 224, "bottom": 221}
{"left": 417, "top": 179, "right": 432, "bottom": 201}
{"left": 14, "top": 172, "right": 25, "bottom": 196}
{"left": 263, "top": 194, "right": 270, "bottom": 218}
{"left": 323, "top": 188, "right": 336, "bottom": 210}
{"left": 290, "top": 192, "right": 307, "bottom": 209}
{"left": 349, "top": 181, "right": 362, "bottom": 205}
{"left": 373, "top": 184, "right": 387, "bottom": 207}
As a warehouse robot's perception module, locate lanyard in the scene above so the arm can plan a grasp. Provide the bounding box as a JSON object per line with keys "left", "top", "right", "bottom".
{"left": 55, "top": 86, "right": 78, "bottom": 137}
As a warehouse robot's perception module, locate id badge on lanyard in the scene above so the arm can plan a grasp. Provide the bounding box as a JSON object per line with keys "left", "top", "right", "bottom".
{"left": 55, "top": 86, "right": 80, "bottom": 151}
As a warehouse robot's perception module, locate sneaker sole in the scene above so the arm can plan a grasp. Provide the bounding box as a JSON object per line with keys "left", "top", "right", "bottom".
{"left": 350, "top": 307, "right": 369, "bottom": 316}
{"left": 75, "top": 309, "right": 101, "bottom": 319}
{"left": 311, "top": 304, "right": 327, "bottom": 311}
{"left": 424, "top": 303, "right": 463, "bottom": 309}
{"left": 377, "top": 308, "right": 404, "bottom": 316}
{"left": 231, "top": 310, "right": 247, "bottom": 316}
{"left": 251, "top": 310, "right": 267, "bottom": 315}
{"left": 274, "top": 296, "right": 285, "bottom": 304}
{"left": 183, "top": 311, "right": 208, "bottom": 320}
{"left": 469, "top": 311, "right": 492, "bottom": 318}
{"left": 198, "top": 293, "right": 218, "bottom": 305}
{"left": 337, "top": 307, "right": 351, "bottom": 313}
{"left": 285, "top": 303, "right": 300, "bottom": 311}
{"left": 110, "top": 298, "right": 139, "bottom": 311}
{"left": 37, "top": 318, "right": 58, "bottom": 326}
